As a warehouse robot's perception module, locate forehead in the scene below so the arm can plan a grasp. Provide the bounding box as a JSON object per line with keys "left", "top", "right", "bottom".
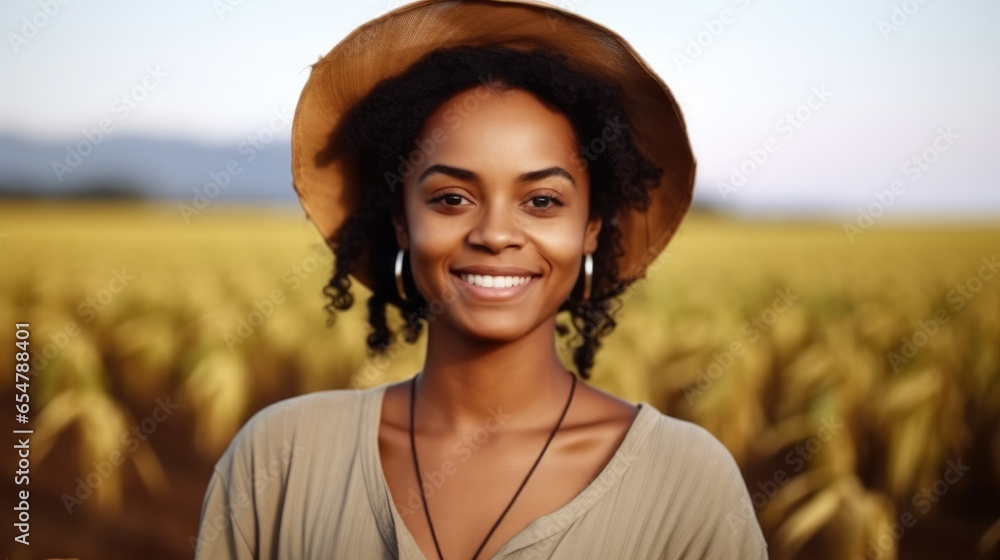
{"left": 413, "top": 87, "right": 586, "bottom": 181}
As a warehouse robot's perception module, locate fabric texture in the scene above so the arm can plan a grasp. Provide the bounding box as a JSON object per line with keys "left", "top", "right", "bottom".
{"left": 194, "top": 382, "right": 769, "bottom": 559}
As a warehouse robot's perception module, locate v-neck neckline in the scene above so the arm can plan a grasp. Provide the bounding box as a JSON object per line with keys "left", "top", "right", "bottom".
{"left": 359, "top": 381, "right": 660, "bottom": 560}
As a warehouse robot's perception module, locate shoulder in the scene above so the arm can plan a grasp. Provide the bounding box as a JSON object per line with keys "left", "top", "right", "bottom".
{"left": 212, "top": 386, "right": 376, "bottom": 477}
{"left": 645, "top": 410, "right": 743, "bottom": 476}
{"left": 642, "top": 408, "right": 751, "bottom": 505}
{"left": 241, "top": 387, "right": 370, "bottom": 438}
{"left": 638, "top": 406, "right": 769, "bottom": 558}
{"left": 197, "top": 387, "right": 379, "bottom": 557}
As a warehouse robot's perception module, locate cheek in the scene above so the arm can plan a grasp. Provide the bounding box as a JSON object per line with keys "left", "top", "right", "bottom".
{"left": 405, "top": 213, "right": 463, "bottom": 290}
{"left": 529, "top": 227, "right": 586, "bottom": 279}
{"left": 542, "top": 239, "right": 583, "bottom": 266}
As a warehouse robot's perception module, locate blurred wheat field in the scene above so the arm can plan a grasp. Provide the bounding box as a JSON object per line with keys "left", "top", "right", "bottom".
{"left": 1, "top": 201, "right": 998, "bottom": 560}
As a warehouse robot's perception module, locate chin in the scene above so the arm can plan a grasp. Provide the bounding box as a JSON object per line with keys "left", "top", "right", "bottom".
{"left": 446, "top": 311, "right": 538, "bottom": 343}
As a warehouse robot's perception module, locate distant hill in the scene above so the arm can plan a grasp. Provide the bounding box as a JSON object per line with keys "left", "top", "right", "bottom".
{"left": 0, "top": 132, "right": 733, "bottom": 216}
{"left": 0, "top": 133, "right": 296, "bottom": 201}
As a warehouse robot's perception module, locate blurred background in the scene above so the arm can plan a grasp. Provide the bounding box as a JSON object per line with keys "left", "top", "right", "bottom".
{"left": 1, "top": 0, "right": 998, "bottom": 558}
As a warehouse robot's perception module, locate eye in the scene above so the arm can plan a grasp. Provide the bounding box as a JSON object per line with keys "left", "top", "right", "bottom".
{"left": 428, "top": 191, "right": 471, "bottom": 207}
{"left": 525, "top": 195, "right": 564, "bottom": 209}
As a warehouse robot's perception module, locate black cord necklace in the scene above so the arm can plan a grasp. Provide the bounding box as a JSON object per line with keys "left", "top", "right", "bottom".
{"left": 408, "top": 370, "right": 577, "bottom": 560}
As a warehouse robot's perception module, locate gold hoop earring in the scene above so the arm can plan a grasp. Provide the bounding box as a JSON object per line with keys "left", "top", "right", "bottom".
{"left": 582, "top": 253, "right": 593, "bottom": 302}
{"left": 395, "top": 248, "right": 409, "bottom": 302}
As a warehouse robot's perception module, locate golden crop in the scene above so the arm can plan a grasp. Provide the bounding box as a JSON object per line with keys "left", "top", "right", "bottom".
{"left": 1, "top": 202, "right": 997, "bottom": 559}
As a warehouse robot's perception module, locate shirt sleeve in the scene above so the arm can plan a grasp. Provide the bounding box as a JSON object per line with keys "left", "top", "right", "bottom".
{"left": 193, "top": 467, "right": 257, "bottom": 559}
{"left": 190, "top": 392, "right": 322, "bottom": 560}
{"left": 666, "top": 422, "right": 770, "bottom": 560}
{"left": 192, "top": 407, "right": 268, "bottom": 560}
{"left": 702, "top": 471, "right": 770, "bottom": 560}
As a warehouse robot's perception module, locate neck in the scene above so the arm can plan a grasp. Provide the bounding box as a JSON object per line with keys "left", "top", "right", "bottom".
{"left": 413, "top": 315, "right": 576, "bottom": 434}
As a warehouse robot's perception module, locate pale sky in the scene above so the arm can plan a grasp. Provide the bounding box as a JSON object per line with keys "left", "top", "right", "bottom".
{"left": 1, "top": 0, "right": 997, "bottom": 217}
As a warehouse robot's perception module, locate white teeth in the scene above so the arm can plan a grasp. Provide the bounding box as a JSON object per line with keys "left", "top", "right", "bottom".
{"left": 459, "top": 273, "right": 532, "bottom": 288}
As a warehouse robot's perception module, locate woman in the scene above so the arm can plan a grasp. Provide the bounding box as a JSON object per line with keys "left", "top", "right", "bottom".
{"left": 195, "top": 1, "right": 767, "bottom": 559}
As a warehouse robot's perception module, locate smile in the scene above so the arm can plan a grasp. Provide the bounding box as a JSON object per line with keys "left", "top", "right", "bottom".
{"left": 451, "top": 272, "right": 538, "bottom": 300}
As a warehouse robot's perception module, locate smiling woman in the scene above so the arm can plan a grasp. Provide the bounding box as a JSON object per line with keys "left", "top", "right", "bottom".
{"left": 390, "top": 85, "right": 604, "bottom": 344}
{"left": 323, "top": 43, "right": 669, "bottom": 379}
{"left": 194, "top": 1, "right": 767, "bottom": 559}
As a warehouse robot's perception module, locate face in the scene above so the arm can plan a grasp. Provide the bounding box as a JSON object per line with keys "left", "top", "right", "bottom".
{"left": 391, "top": 85, "right": 602, "bottom": 342}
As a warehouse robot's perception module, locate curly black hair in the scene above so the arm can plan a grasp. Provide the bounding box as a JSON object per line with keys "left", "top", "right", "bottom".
{"left": 322, "top": 45, "right": 663, "bottom": 380}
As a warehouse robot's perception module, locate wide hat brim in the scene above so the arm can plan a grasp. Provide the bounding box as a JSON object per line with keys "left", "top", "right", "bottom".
{"left": 291, "top": 0, "right": 696, "bottom": 291}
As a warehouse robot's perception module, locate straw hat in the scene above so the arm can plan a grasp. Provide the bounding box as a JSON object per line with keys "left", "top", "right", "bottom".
{"left": 290, "top": 0, "right": 695, "bottom": 290}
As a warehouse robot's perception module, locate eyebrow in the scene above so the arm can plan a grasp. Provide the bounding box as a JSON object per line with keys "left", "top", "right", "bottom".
{"left": 518, "top": 166, "right": 576, "bottom": 187}
{"left": 418, "top": 164, "right": 576, "bottom": 188}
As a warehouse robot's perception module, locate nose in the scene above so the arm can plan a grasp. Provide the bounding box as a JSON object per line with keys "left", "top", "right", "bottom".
{"left": 466, "top": 200, "right": 526, "bottom": 253}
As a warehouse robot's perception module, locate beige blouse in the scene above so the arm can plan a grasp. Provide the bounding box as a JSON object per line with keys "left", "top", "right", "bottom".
{"left": 194, "top": 382, "right": 768, "bottom": 559}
